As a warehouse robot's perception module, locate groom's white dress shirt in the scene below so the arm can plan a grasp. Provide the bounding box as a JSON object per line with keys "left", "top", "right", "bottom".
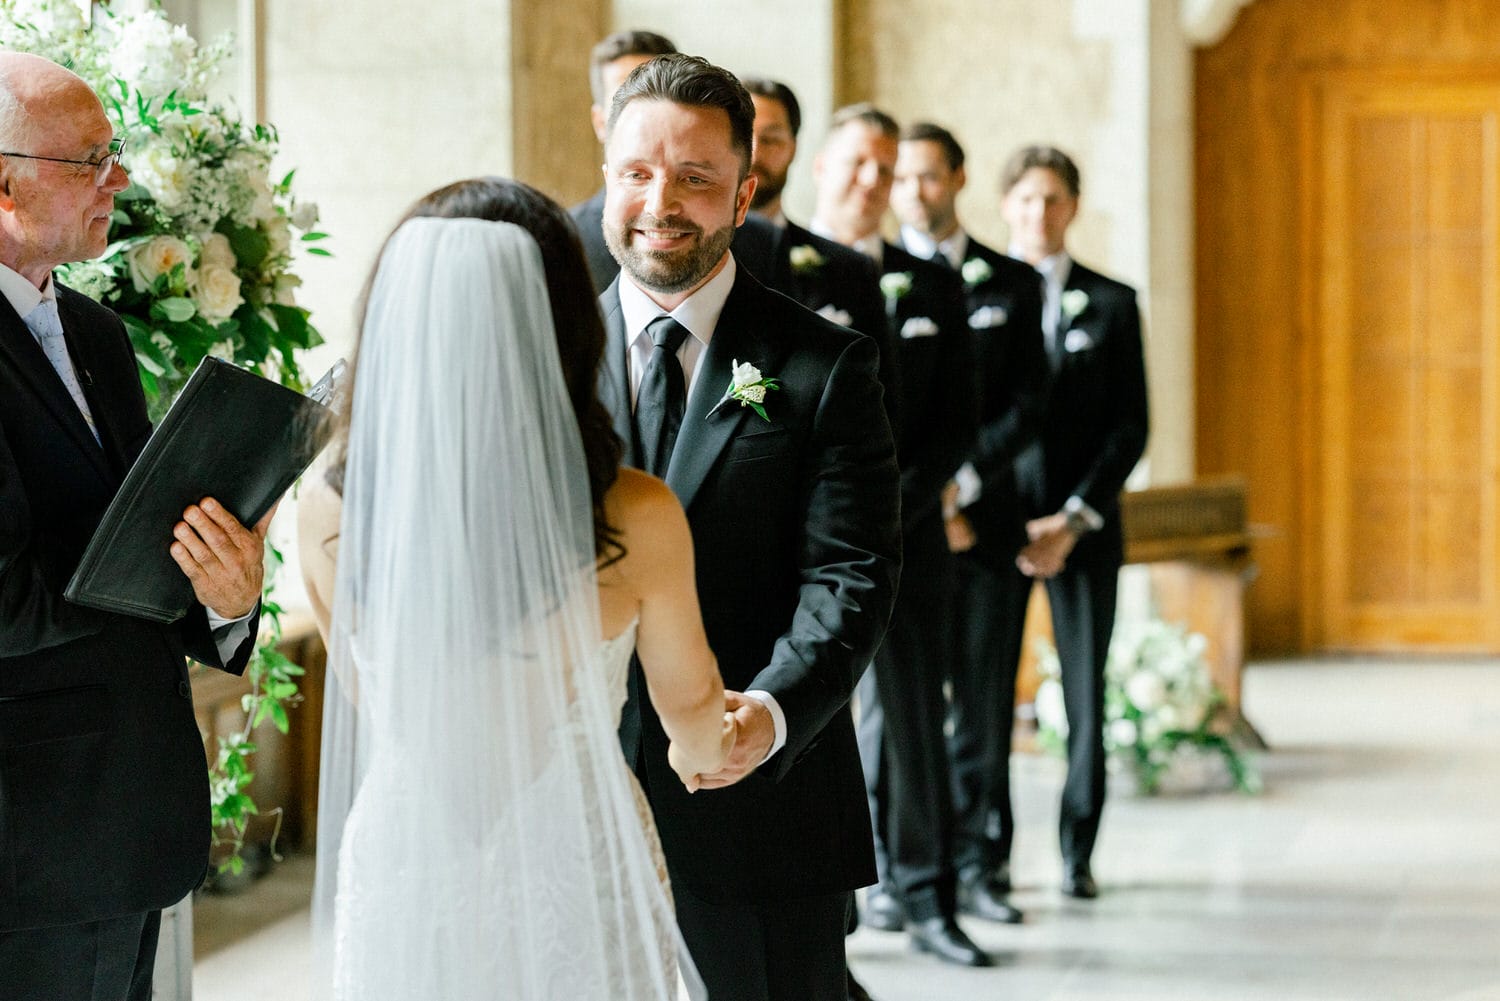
{"left": 0, "top": 262, "right": 257, "bottom": 655}
{"left": 619, "top": 255, "right": 789, "bottom": 763}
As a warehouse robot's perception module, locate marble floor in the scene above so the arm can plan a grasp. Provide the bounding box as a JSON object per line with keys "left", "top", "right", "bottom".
{"left": 192, "top": 658, "right": 1500, "bottom": 1001}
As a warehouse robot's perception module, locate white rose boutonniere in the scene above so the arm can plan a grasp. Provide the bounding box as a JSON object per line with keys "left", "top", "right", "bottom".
{"left": 1061, "top": 288, "right": 1090, "bottom": 320}
{"left": 960, "top": 257, "right": 993, "bottom": 288}
{"left": 789, "top": 244, "right": 826, "bottom": 275}
{"left": 879, "top": 271, "right": 913, "bottom": 302}
{"left": 719, "top": 359, "right": 781, "bottom": 422}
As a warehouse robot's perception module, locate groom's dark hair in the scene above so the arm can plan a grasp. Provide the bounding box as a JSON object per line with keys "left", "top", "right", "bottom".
{"left": 606, "top": 54, "right": 756, "bottom": 179}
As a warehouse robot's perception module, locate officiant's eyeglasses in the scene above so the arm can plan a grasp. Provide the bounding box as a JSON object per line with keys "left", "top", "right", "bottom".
{"left": 0, "top": 136, "right": 127, "bottom": 186}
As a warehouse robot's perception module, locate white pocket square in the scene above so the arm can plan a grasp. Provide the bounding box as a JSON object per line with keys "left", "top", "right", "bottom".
{"left": 900, "top": 316, "right": 939, "bottom": 339}
{"left": 1063, "top": 328, "right": 1095, "bottom": 353}
{"left": 968, "top": 305, "right": 1009, "bottom": 330}
{"left": 816, "top": 305, "right": 854, "bottom": 327}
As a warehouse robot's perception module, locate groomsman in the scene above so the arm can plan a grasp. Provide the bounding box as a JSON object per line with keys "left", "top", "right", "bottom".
{"left": 571, "top": 29, "right": 678, "bottom": 292}
{"left": 810, "top": 104, "right": 985, "bottom": 967}
{"left": 891, "top": 123, "right": 1048, "bottom": 924}
{"left": 572, "top": 31, "right": 783, "bottom": 294}
{"left": 739, "top": 77, "right": 897, "bottom": 432}
{"left": 999, "top": 145, "right": 1149, "bottom": 899}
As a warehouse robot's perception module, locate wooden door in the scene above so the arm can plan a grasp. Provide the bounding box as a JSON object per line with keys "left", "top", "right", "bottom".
{"left": 1307, "top": 75, "right": 1500, "bottom": 650}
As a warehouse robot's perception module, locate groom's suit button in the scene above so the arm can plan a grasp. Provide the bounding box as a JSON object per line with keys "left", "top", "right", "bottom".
{"left": 178, "top": 681, "right": 191, "bottom": 699}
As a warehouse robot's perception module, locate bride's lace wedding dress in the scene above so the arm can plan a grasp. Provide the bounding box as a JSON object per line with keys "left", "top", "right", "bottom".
{"left": 330, "top": 619, "right": 678, "bottom": 1000}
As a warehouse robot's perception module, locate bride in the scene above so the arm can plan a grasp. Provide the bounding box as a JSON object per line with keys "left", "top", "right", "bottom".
{"left": 298, "top": 178, "right": 736, "bottom": 999}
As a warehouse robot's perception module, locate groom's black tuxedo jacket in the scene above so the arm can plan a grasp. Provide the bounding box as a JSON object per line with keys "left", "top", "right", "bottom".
{"left": 1016, "top": 259, "right": 1149, "bottom": 569}
{"left": 599, "top": 265, "right": 901, "bottom": 905}
{"left": 0, "top": 285, "right": 255, "bottom": 931}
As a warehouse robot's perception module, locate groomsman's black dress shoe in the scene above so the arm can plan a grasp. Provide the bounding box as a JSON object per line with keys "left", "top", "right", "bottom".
{"left": 863, "top": 889, "right": 905, "bottom": 932}
{"left": 1062, "top": 864, "right": 1098, "bottom": 899}
{"left": 847, "top": 969, "right": 876, "bottom": 1001}
{"left": 959, "top": 876, "right": 1024, "bottom": 924}
{"left": 908, "top": 916, "right": 993, "bottom": 967}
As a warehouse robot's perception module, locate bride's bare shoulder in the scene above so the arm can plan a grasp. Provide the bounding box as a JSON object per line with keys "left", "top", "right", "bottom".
{"left": 602, "top": 469, "right": 691, "bottom": 566}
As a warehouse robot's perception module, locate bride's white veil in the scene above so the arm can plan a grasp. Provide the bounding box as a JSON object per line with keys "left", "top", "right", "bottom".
{"left": 311, "top": 215, "right": 692, "bottom": 1000}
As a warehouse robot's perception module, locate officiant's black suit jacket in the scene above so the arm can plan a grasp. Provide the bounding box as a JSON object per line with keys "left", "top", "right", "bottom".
{"left": 600, "top": 265, "right": 901, "bottom": 905}
{"left": 1017, "top": 260, "right": 1149, "bottom": 568}
{"left": 0, "top": 286, "right": 254, "bottom": 932}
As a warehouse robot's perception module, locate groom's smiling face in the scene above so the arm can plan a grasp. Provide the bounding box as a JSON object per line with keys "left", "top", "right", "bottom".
{"left": 603, "top": 98, "right": 755, "bottom": 302}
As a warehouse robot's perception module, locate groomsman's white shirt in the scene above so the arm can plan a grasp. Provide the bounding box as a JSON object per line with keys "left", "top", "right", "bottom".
{"left": 808, "top": 219, "right": 883, "bottom": 265}
{"left": 618, "top": 255, "right": 789, "bottom": 763}
{"left": 899, "top": 224, "right": 968, "bottom": 271}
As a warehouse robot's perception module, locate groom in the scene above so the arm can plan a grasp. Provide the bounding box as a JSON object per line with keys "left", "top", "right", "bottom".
{"left": 597, "top": 54, "right": 902, "bottom": 1001}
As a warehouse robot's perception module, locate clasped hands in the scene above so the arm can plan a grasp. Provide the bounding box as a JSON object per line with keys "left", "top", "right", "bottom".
{"left": 668, "top": 689, "right": 774, "bottom": 794}
{"left": 1016, "top": 512, "right": 1078, "bottom": 579}
{"left": 168, "top": 497, "right": 276, "bottom": 619}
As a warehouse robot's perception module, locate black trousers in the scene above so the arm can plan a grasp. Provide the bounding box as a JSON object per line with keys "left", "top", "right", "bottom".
{"left": 673, "top": 882, "right": 850, "bottom": 1001}
{"left": 0, "top": 909, "right": 161, "bottom": 1001}
{"left": 856, "top": 523, "right": 958, "bottom": 922}
{"left": 948, "top": 554, "right": 1120, "bottom": 873}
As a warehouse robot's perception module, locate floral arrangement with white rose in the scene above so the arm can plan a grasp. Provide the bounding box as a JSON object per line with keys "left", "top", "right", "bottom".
{"left": 1, "top": 0, "right": 323, "bottom": 876}
{"left": 1033, "top": 619, "right": 1259, "bottom": 795}
{"left": 1, "top": 0, "right": 327, "bottom": 421}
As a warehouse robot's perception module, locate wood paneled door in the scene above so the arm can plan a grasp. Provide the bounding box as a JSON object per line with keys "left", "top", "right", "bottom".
{"left": 1195, "top": 0, "right": 1500, "bottom": 654}
{"left": 1307, "top": 75, "right": 1500, "bottom": 651}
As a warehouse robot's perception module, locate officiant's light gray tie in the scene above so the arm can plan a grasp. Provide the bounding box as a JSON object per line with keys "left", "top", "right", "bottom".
{"left": 634, "top": 315, "right": 690, "bottom": 478}
{"left": 26, "top": 299, "right": 100, "bottom": 444}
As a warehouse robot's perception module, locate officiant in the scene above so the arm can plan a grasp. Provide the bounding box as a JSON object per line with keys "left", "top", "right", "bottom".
{"left": 0, "top": 52, "right": 269, "bottom": 1001}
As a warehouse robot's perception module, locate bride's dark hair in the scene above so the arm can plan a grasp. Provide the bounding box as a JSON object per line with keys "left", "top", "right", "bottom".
{"left": 331, "top": 177, "right": 625, "bottom": 567}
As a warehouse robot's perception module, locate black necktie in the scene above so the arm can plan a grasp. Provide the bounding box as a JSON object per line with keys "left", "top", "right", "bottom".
{"left": 634, "top": 316, "right": 691, "bottom": 477}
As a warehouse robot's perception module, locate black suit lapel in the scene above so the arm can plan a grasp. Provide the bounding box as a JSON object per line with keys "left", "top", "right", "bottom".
{"left": 598, "top": 279, "right": 640, "bottom": 468}
{"left": 665, "top": 270, "right": 786, "bottom": 513}
{"left": 0, "top": 295, "right": 114, "bottom": 483}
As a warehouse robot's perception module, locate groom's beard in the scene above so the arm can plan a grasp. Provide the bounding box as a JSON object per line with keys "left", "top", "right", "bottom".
{"left": 606, "top": 212, "right": 737, "bottom": 294}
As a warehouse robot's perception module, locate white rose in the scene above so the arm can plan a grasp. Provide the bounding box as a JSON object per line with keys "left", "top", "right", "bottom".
{"left": 195, "top": 265, "right": 244, "bottom": 322}
{"left": 1061, "top": 288, "right": 1090, "bottom": 318}
{"left": 1108, "top": 717, "right": 1139, "bottom": 749}
{"left": 127, "top": 235, "right": 194, "bottom": 293}
{"left": 731, "top": 359, "right": 763, "bottom": 388}
{"left": 264, "top": 216, "right": 292, "bottom": 259}
{"left": 273, "top": 273, "right": 302, "bottom": 307}
{"left": 1155, "top": 704, "right": 1182, "bottom": 733}
{"left": 290, "top": 201, "right": 319, "bottom": 231}
{"left": 244, "top": 171, "right": 276, "bottom": 225}
{"left": 198, "top": 232, "right": 236, "bottom": 270}
{"left": 1034, "top": 679, "right": 1069, "bottom": 737}
{"left": 129, "top": 143, "right": 190, "bottom": 212}
{"left": 207, "top": 339, "right": 236, "bottom": 361}
{"left": 1125, "top": 671, "right": 1167, "bottom": 712}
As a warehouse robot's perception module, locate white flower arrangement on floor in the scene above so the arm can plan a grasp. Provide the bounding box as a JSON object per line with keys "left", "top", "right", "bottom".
{"left": 1, "top": 0, "right": 327, "bottom": 419}
{"left": 1034, "top": 618, "right": 1260, "bottom": 794}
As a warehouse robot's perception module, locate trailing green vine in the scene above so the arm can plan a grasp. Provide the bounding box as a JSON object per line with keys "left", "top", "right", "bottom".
{"left": 208, "top": 543, "right": 304, "bottom": 875}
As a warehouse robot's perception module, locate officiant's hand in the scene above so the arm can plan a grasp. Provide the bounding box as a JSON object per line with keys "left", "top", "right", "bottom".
{"left": 694, "top": 690, "right": 774, "bottom": 790}
{"left": 171, "top": 498, "right": 276, "bottom": 618}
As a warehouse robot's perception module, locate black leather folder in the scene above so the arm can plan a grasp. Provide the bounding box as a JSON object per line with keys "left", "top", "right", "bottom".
{"left": 65, "top": 357, "right": 335, "bottom": 624}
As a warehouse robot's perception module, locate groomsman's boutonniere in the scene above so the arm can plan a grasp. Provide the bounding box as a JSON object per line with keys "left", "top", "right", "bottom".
{"left": 718, "top": 359, "right": 781, "bottom": 422}
{"left": 1061, "top": 288, "right": 1090, "bottom": 320}
{"left": 879, "top": 271, "right": 913, "bottom": 302}
{"left": 789, "top": 244, "right": 826, "bottom": 275}
{"left": 960, "top": 257, "right": 993, "bottom": 288}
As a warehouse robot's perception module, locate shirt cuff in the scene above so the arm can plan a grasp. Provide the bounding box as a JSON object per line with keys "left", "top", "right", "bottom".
{"left": 742, "top": 689, "right": 788, "bottom": 764}
{"left": 207, "top": 601, "right": 258, "bottom": 663}
{"left": 953, "top": 463, "right": 982, "bottom": 509}
{"left": 1063, "top": 495, "right": 1105, "bottom": 533}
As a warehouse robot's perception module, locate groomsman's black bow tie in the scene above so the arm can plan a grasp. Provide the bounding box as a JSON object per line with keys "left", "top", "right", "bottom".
{"left": 635, "top": 315, "right": 691, "bottom": 477}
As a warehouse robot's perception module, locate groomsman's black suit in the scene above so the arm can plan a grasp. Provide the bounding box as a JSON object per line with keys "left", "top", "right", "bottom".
{"left": 1007, "top": 258, "right": 1148, "bottom": 874}
{"left": 599, "top": 264, "right": 901, "bottom": 998}
{"left": 895, "top": 235, "right": 1050, "bottom": 884}
{"left": 855, "top": 244, "right": 977, "bottom": 922}
{"left": 0, "top": 286, "right": 257, "bottom": 992}
{"left": 752, "top": 219, "right": 899, "bottom": 434}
